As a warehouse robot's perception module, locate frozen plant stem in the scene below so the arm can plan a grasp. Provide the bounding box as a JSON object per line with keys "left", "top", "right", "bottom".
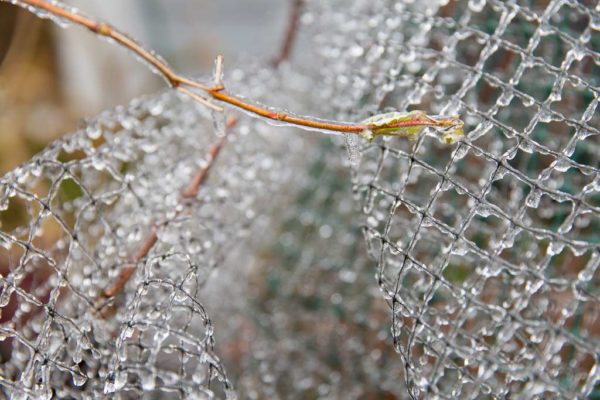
{"left": 272, "top": 0, "right": 304, "bottom": 67}
{"left": 94, "top": 117, "right": 238, "bottom": 317}
{"left": 8, "top": 0, "right": 464, "bottom": 139}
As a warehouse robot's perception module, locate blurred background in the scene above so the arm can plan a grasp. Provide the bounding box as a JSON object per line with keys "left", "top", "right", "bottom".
{"left": 0, "top": 0, "right": 287, "bottom": 174}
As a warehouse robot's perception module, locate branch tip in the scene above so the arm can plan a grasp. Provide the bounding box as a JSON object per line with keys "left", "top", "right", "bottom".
{"left": 214, "top": 55, "right": 224, "bottom": 86}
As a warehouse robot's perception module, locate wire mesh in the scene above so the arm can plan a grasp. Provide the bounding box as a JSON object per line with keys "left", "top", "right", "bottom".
{"left": 0, "top": 0, "right": 599, "bottom": 399}
{"left": 308, "top": 0, "right": 600, "bottom": 397}
{"left": 0, "top": 90, "right": 293, "bottom": 398}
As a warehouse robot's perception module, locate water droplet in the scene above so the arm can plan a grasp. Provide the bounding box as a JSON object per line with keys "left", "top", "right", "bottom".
{"left": 468, "top": 0, "right": 486, "bottom": 12}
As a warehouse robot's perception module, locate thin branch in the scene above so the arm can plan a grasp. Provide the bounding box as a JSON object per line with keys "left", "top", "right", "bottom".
{"left": 177, "top": 86, "right": 224, "bottom": 113}
{"left": 181, "top": 117, "right": 234, "bottom": 198}
{"left": 8, "top": 0, "right": 463, "bottom": 138}
{"left": 272, "top": 0, "right": 304, "bottom": 67}
{"left": 208, "top": 89, "right": 368, "bottom": 133}
{"left": 94, "top": 117, "right": 238, "bottom": 317}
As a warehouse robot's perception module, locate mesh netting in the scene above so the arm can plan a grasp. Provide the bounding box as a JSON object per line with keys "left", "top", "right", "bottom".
{"left": 305, "top": 0, "right": 599, "bottom": 397}
{"left": 1, "top": 0, "right": 599, "bottom": 399}
{"left": 0, "top": 89, "right": 294, "bottom": 398}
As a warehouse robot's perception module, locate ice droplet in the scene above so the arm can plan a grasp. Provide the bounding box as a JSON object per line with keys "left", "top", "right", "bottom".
{"left": 546, "top": 241, "right": 565, "bottom": 256}
{"left": 497, "top": 91, "right": 513, "bottom": 107}
{"left": 525, "top": 189, "right": 541, "bottom": 208}
{"left": 453, "top": 145, "right": 469, "bottom": 160}
{"left": 0, "top": 330, "right": 11, "bottom": 341}
{"left": 476, "top": 203, "right": 494, "bottom": 218}
{"left": 344, "top": 133, "right": 361, "bottom": 167}
{"left": 141, "top": 373, "right": 156, "bottom": 391}
{"left": 72, "top": 371, "right": 87, "bottom": 387}
{"left": 468, "top": 0, "right": 486, "bottom": 13}
{"left": 211, "top": 110, "right": 226, "bottom": 138}
{"left": 578, "top": 253, "right": 599, "bottom": 282}
{"left": 86, "top": 123, "right": 103, "bottom": 140}
{"left": 105, "top": 370, "right": 127, "bottom": 393}
{"left": 0, "top": 285, "right": 14, "bottom": 307}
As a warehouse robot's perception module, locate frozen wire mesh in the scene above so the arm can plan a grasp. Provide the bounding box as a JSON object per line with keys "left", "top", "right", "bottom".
{"left": 1, "top": 0, "right": 600, "bottom": 399}
{"left": 0, "top": 89, "right": 292, "bottom": 398}
{"left": 302, "top": 0, "right": 599, "bottom": 398}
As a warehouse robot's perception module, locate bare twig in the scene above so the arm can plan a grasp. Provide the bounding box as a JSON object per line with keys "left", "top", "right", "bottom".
{"left": 94, "top": 117, "right": 238, "bottom": 316}
{"left": 177, "top": 86, "right": 224, "bottom": 113}
{"left": 7, "top": 0, "right": 461, "bottom": 137}
{"left": 181, "top": 117, "right": 234, "bottom": 199}
{"left": 272, "top": 0, "right": 304, "bottom": 67}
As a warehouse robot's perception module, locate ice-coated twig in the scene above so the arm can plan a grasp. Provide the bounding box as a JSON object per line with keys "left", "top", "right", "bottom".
{"left": 213, "top": 55, "right": 224, "bottom": 87}
{"left": 6, "top": 0, "right": 465, "bottom": 140}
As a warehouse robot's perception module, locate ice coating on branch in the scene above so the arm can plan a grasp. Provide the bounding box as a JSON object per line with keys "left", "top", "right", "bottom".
{"left": 11, "top": 0, "right": 78, "bottom": 28}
